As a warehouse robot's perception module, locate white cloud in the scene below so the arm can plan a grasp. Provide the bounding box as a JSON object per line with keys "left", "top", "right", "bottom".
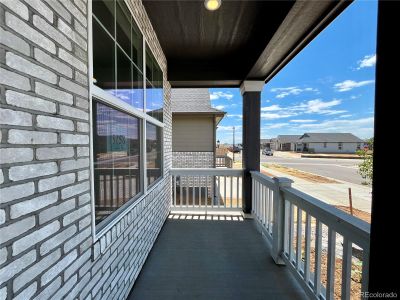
{"left": 264, "top": 123, "right": 289, "bottom": 129}
{"left": 290, "top": 99, "right": 345, "bottom": 115}
{"left": 290, "top": 119, "right": 317, "bottom": 123}
{"left": 338, "top": 114, "right": 353, "bottom": 118}
{"left": 210, "top": 91, "right": 234, "bottom": 100}
{"left": 270, "top": 86, "right": 318, "bottom": 99}
{"left": 334, "top": 80, "right": 374, "bottom": 92}
{"left": 261, "top": 112, "right": 297, "bottom": 120}
{"left": 303, "top": 99, "right": 341, "bottom": 113}
{"left": 214, "top": 105, "right": 225, "bottom": 110}
{"left": 296, "top": 117, "right": 374, "bottom": 138}
{"left": 357, "top": 54, "right": 376, "bottom": 69}
{"left": 260, "top": 99, "right": 345, "bottom": 119}
{"left": 226, "top": 114, "right": 243, "bottom": 119}
{"left": 261, "top": 104, "right": 281, "bottom": 111}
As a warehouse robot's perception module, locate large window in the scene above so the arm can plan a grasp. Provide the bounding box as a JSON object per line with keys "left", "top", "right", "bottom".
{"left": 92, "top": 100, "right": 141, "bottom": 227}
{"left": 145, "top": 45, "right": 163, "bottom": 121}
{"left": 92, "top": 0, "right": 144, "bottom": 110}
{"left": 146, "top": 122, "right": 162, "bottom": 186}
{"left": 91, "top": 0, "right": 164, "bottom": 231}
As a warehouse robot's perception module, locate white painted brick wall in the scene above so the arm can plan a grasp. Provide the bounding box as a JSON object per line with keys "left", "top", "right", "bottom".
{"left": 1, "top": 1, "right": 171, "bottom": 300}
{"left": 5, "top": 90, "right": 57, "bottom": 113}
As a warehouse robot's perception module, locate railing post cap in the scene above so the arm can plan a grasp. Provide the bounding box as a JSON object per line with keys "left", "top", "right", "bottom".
{"left": 273, "top": 177, "right": 293, "bottom": 187}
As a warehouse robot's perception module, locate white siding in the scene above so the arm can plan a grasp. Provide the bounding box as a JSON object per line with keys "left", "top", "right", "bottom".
{"left": 172, "top": 115, "right": 214, "bottom": 151}
{"left": 308, "top": 143, "right": 361, "bottom": 153}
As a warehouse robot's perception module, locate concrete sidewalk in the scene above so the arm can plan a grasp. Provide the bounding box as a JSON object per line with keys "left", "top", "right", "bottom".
{"left": 261, "top": 165, "right": 372, "bottom": 213}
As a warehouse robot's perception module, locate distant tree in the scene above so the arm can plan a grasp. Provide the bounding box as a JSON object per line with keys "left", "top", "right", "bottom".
{"left": 357, "top": 137, "right": 373, "bottom": 184}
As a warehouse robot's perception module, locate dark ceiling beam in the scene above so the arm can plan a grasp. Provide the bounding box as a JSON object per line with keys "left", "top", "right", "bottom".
{"left": 170, "top": 80, "right": 242, "bottom": 88}
{"left": 246, "top": 0, "right": 352, "bottom": 84}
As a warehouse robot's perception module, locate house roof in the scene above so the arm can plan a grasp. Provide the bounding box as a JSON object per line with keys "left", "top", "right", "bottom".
{"left": 299, "top": 133, "right": 364, "bottom": 143}
{"left": 171, "top": 88, "right": 225, "bottom": 114}
{"left": 277, "top": 135, "right": 302, "bottom": 143}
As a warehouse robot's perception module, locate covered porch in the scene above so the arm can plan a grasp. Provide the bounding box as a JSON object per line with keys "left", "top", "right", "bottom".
{"left": 129, "top": 213, "right": 307, "bottom": 300}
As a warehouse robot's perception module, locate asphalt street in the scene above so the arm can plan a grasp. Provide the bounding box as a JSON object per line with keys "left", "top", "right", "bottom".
{"left": 231, "top": 151, "right": 365, "bottom": 185}
{"left": 261, "top": 155, "right": 364, "bottom": 185}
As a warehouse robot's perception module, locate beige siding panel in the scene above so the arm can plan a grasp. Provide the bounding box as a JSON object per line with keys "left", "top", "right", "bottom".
{"left": 172, "top": 116, "right": 214, "bottom": 151}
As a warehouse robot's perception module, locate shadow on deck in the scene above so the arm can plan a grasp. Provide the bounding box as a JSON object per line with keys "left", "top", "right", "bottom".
{"left": 128, "top": 213, "right": 308, "bottom": 300}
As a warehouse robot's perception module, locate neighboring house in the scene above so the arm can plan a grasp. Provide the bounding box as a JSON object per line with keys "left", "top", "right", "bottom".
{"left": 276, "top": 135, "right": 302, "bottom": 151}
{"left": 296, "top": 133, "right": 364, "bottom": 153}
{"left": 171, "top": 89, "right": 225, "bottom": 168}
{"left": 261, "top": 138, "right": 277, "bottom": 150}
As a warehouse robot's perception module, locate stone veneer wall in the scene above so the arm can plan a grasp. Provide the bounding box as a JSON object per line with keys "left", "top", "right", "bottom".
{"left": 0, "top": 0, "right": 172, "bottom": 299}
{"left": 172, "top": 152, "right": 214, "bottom": 168}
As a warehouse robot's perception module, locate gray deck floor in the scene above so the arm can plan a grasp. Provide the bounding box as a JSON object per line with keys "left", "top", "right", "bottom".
{"left": 128, "top": 214, "right": 308, "bottom": 300}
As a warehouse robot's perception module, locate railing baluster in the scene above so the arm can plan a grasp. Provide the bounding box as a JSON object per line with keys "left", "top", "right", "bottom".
{"left": 205, "top": 176, "right": 208, "bottom": 208}
{"left": 361, "top": 247, "right": 369, "bottom": 295}
{"left": 284, "top": 200, "right": 289, "bottom": 254}
{"left": 224, "top": 175, "right": 227, "bottom": 208}
{"left": 326, "top": 228, "right": 336, "bottom": 300}
{"left": 260, "top": 182, "right": 264, "bottom": 225}
{"left": 296, "top": 207, "right": 302, "bottom": 272}
{"left": 179, "top": 176, "right": 183, "bottom": 208}
{"left": 341, "top": 238, "right": 352, "bottom": 300}
{"left": 265, "top": 187, "right": 272, "bottom": 229}
{"left": 199, "top": 176, "right": 202, "bottom": 206}
{"left": 192, "top": 176, "right": 195, "bottom": 208}
{"left": 186, "top": 176, "right": 189, "bottom": 207}
{"left": 256, "top": 181, "right": 261, "bottom": 220}
{"left": 252, "top": 178, "right": 255, "bottom": 214}
{"left": 288, "top": 203, "right": 294, "bottom": 264}
{"left": 211, "top": 176, "right": 215, "bottom": 208}
{"left": 217, "top": 175, "right": 220, "bottom": 208}
{"left": 269, "top": 188, "right": 273, "bottom": 233}
{"left": 230, "top": 175, "right": 233, "bottom": 208}
{"left": 236, "top": 176, "right": 239, "bottom": 208}
{"left": 304, "top": 214, "right": 311, "bottom": 286}
{"left": 314, "top": 221, "right": 322, "bottom": 297}
{"left": 173, "top": 175, "right": 176, "bottom": 207}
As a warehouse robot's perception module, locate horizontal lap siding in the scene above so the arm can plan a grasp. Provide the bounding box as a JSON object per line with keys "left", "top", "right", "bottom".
{"left": 0, "top": 0, "right": 171, "bottom": 299}
{"left": 172, "top": 116, "right": 214, "bottom": 152}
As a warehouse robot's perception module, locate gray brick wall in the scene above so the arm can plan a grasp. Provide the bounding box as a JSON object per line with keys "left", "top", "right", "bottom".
{"left": 173, "top": 151, "right": 214, "bottom": 168}
{"left": 0, "top": 1, "right": 172, "bottom": 300}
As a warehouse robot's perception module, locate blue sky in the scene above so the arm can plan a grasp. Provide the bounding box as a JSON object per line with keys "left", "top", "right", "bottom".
{"left": 210, "top": 1, "right": 377, "bottom": 144}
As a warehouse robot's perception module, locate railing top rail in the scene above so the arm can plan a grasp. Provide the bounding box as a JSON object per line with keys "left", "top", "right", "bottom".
{"left": 282, "top": 186, "right": 370, "bottom": 249}
{"left": 250, "top": 170, "right": 276, "bottom": 187}
{"left": 170, "top": 168, "right": 243, "bottom": 176}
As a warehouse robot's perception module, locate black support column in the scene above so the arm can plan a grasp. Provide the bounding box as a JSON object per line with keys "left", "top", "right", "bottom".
{"left": 241, "top": 81, "right": 264, "bottom": 215}
{"left": 368, "top": 2, "right": 399, "bottom": 293}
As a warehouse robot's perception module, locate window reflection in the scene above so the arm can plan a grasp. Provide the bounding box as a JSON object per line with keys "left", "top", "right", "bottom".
{"left": 93, "top": 0, "right": 144, "bottom": 111}
{"left": 145, "top": 45, "right": 163, "bottom": 121}
{"left": 146, "top": 122, "right": 162, "bottom": 186}
{"left": 93, "top": 18, "right": 115, "bottom": 90}
{"left": 93, "top": 100, "right": 141, "bottom": 226}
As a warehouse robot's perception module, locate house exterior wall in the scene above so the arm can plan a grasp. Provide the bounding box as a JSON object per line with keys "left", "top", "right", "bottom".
{"left": 307, "top": 142, "right": 361, "bottom": 153}
{"left": 172, "top": 115, "right": 214, "bottom": 152}
{"left": 172, "top": 152, "right": 214, "bottom": 168}
{"left": 277, "top": 142, "right": 296, "bottom": 151}
{"left": 0, "top": 1, "right": 171, "bottom": 300}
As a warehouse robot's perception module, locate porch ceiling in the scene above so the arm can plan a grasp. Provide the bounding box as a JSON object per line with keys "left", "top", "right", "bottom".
{"left": 143, "top": 0, "right": 351, "bottom": 88}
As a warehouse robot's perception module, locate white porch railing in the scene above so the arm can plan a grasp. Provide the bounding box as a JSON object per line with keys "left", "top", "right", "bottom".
{"left": 170, "top": 168, "right": 243, "bottom": 211}
{"left": 251, "top": 171, "right": 370, "bottom": 300}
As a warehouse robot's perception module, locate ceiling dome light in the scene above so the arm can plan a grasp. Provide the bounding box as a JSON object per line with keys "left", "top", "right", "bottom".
{"left": 204, "top": 0, "right": 221, "bottom": 11}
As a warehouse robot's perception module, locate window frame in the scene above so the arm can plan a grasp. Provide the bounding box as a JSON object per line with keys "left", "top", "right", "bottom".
{"left": 88, "top": 0, "right": 165, "bottom": 240}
